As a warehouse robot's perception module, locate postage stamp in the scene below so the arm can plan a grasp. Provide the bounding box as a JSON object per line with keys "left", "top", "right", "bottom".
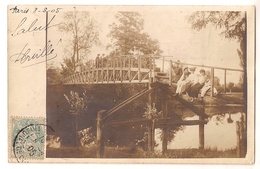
{"left": 10, "top": 117, "right": 45, "bottom": 163}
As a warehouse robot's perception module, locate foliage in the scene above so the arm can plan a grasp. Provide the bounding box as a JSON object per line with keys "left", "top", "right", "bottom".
{"left": 187, "top": 11, "right": 246, "bottom": 98}
{"left": 143, "top": 103, "right": 162, "bottom": 120}
{"left": 187, "top": 11, "right": 246, "bottom": 42}
{"left": 78, "top": 127, "right": 96, "bottom": 147}
{"left": 64, "top": 90, "right": 88, "bottom": 115}
{"left": 59, "top": 9, "right": 100, "bottom": 70}
{"left": 46, "top": 66, "right": 62, "bottom": 85}
{"left": 60, "top": 57, "right": 75, "bottom": 78}
{"left": 107, "top": 12, "right": 162, "bottom": 56}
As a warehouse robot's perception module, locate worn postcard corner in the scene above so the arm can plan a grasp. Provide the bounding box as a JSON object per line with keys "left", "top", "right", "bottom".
{"left": 8, "top": 5, "right": 255, "bottom": 163}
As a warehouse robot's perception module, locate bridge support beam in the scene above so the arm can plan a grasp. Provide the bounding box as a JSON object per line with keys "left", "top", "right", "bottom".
{"left": 97, "top": 110, "right": 105, "bottom": 158}
{"left": 161, "top": 90, "right": 168, "bottom": 154}
{"left": 147, "top": 90, "right": 155, "bottom": 152}
{"left": 199, "top": 115, "right": 205, "bottom": 149}
{"left": 147, "top": 124, "right": 154, "bottom": 152}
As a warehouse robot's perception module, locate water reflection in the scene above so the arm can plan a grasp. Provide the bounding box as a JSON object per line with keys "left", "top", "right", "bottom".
{"left": 155, "top": 112, "right": 243, "bottom": 151}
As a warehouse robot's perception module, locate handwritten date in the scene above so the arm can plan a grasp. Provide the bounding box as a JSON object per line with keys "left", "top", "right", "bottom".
{"left": 9, "top": 6, "right": 62, "bottom": 14}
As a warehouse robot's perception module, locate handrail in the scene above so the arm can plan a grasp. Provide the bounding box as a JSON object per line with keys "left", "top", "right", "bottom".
{"left": 157, "top": 59, "right": 243, "bottom": 72}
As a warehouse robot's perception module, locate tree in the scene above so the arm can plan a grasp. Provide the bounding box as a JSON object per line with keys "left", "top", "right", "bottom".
{"left": 107, "top": 12, "right": 162, "bottom": 56}
{"left": 59, "top": 9, "right": 100, "bottom": 72}
{"left": 46, "top": 66, "right": 62, "bottom": 85}
{"left": 60, "top": 58, "right": 75, "bottom": 78}
{"left": 64, "top": 91, "right": 88, "bottom": 147}
{"left": 187, "top": 11, "right": 247, "bottom": 98}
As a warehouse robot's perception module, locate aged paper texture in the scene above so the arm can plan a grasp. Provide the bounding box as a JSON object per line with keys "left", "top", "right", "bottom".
{"left": 8, "top": 5, "right": 255, "bottom": 163}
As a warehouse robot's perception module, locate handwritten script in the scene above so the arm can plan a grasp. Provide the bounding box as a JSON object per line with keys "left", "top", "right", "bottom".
{"left": 11, "top": 15, "right": 58, "bottom": 37}
{"left": 9, "top": 6, "right": 63, "bottom": 68}
{"left": 9, "top": 40, "right": 57, "bottom": 68}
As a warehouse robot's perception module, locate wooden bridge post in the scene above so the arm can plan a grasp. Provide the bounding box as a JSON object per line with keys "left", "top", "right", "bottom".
{"left": 199, "top": 115, "right": 205, "bottom": 149}
{"left": 101, "top": 57, "right": 103, "bottom": 83}
{"left": 224, "top": 70, "right": 227, "bottom": 93}
{"left": 120, "top": 57, "right": 123, "bottom": 82}
{"left": 97, "top": 110, "right": 105, "bottom": 158}
{"left": 199, "top": 105, "right": 205, "bottom": 149}
{"left": 149, "top": 56, "right": 153, "bottom": 88}
{"left": 147, "top": 88, "right": 155, "bottom": 152}
{"left": 138, "top": 56, "right": 141, "bottom": 82}
{"left": 128, "top": 56, "right": 131, "bottom": 81}
{"left": 161, "top": 90, "right": 168, "bottom": 154}
{"left": 169, "top": 60, "right": 172, "bottom": 86}
{"left": 210, "top": 68, "right": 215, "bottom": 97}
{"left": 113, "top": 59, "right": 115, "bottom": 82}
{"left": 147, "top": 124, "right": 153, "bottom": 152}
{"left": 106, "top": 59, "right": 109, "bottom": 83}
{"left": 96, "top": 63, "right": 99, "bottom": 83}
{"left": 162, "top": 56, "right": 165, "bottom": 72}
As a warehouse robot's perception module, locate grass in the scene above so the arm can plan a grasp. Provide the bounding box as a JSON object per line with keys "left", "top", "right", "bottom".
{"left": 46, "top": 146, "right": 237, "bottom": 158}
{"left": 46, "top": 146, "right": 97, "bottom": 158}
{"left": 144, "top": 148, "right": 238, "bottom": 158}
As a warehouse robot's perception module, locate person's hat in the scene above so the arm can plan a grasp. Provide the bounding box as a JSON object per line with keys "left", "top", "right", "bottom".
{"left": 199, "top": 69, "right": 205, "bottom": 73}
{"left": 189, "top": 67, "right": 196, "bottom": 71}
{"left": 183, "top": 66, "right": 188, "bottom": 71}
{"left": 175, "top": 60, "right": 181, "bottom": 66}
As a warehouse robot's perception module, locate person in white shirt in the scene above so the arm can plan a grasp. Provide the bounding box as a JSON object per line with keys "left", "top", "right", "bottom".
{"left": 189, "top": 69, "right": 207, "bottom": 101}
{"left": 185, "top": 67, "right": 198, "bottom": 95}
{"left": 175, "top": 66, "right": 190, "bottom": 95}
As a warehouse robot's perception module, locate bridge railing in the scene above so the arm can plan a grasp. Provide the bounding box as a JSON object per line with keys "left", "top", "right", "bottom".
{"left": 64, "top": 55, "right": 157, "bottom": 84}
{"left": 66, "top": 55, "right": 244, "bottom": 96}
{"left": 80, "top": 55, "right": 153, "bottom": 71}
{"left": 155, "top": 57, "right": 244, "bottom": 96}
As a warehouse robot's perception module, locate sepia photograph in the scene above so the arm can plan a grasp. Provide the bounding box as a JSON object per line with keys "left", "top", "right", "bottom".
{"left": 8, "top": 5, "right": 255, "bottom": 163}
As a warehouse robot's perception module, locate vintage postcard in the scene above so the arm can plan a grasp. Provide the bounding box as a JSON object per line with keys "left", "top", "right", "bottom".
{"left": 8, "top": 5, "right": 255, "bottom": 163}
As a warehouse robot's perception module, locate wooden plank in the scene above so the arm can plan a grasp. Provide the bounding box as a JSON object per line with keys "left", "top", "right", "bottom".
{"left": 157, "top": 120, "right": 207, "bottom": 127}
{"left": 102, "top": 88, "right": 154, "bottom": 122}
{"left": 106, "top": 119, "right": 207, "bottom": 127}
{"left": 168, "top": 89, "right": 207, "bottom": 118}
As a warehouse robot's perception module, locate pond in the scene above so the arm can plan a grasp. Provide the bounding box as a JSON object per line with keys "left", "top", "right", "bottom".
{"left": 155, "top": 112, "right": 243, "bottom": 151}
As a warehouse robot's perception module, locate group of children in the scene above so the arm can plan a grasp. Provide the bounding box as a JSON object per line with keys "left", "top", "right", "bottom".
{"left": 174, "top": 65, "right": 217, "bottom": 102}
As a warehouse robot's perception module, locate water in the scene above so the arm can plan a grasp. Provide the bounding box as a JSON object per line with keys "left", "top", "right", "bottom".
{"left": 155, "top": 112, "right": 243, "bottom": 151}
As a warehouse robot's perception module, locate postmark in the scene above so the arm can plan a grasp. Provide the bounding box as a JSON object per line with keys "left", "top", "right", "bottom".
{"left": 10, "top": 117, "right": 45, "bottom": 163}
